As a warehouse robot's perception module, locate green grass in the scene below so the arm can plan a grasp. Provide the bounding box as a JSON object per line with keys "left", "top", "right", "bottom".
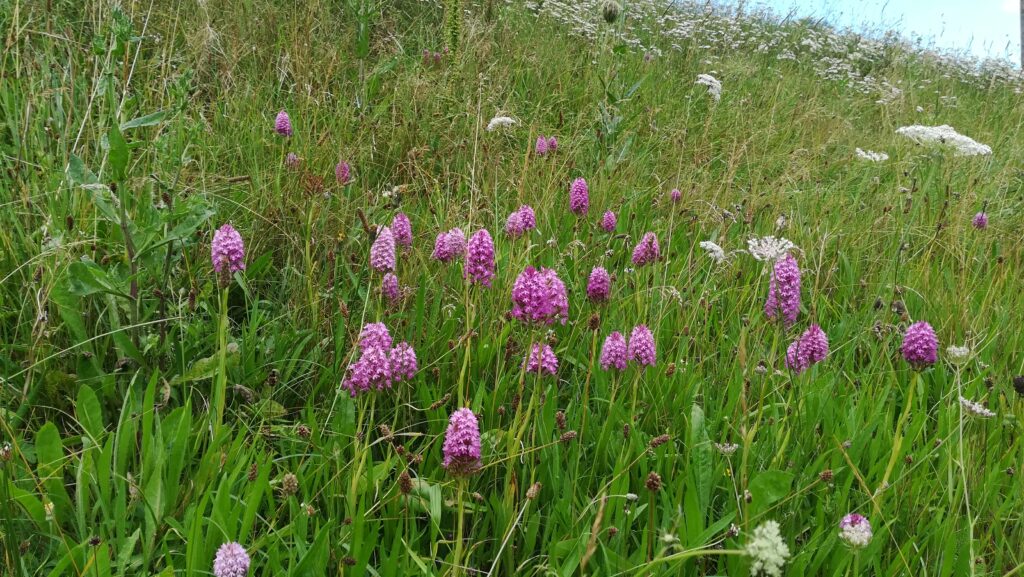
{"left": 2, "top": 0, "right": 1023, "bottom": 575}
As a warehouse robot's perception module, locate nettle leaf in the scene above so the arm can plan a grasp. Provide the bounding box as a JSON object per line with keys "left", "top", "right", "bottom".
{"left": 66, "top": 261, "right": 129, "bottom": 299}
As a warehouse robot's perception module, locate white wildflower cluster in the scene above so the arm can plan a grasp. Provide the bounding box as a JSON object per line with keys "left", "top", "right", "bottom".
{"left": 695, "top": 73, "right": 722, "bottom": 101}
{"left": 959, "top": 396, "right": 995, "bottom": 418}
{"left": 855, "top": 148, "right": 889, "bottom": 162}
{"left": 895, "top": 125, "right": 992, "bottom": 157}
{"left": 946, "top": 344, "right": 971, "bottom": 364}
{"left": 699, "top": 240, "right": 727, "bottom": 263}
{"left": 746, "top": 236, "right": 795, "bottom": 262}
{"left": 486, "top": 116, "right": 517, "bottom": 131}
{"left": 714, "top": 442, "right": 739, "bottom": 455}
{"left": 745, "top": 520, "right": 791, "bottom": 577}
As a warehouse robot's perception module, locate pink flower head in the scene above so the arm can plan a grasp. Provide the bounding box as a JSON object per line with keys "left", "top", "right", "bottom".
{"left": 601, "top": 210, "right": 617, "bottom": 232}
{"left": 972, "top": 211, "right": 988, "bottom": 229}
{"left": 431, "top": 228, "right": 467, "bottom": 263}
{"left": 631, "top": 232, "right": 660, "bottom": 266}
{"left": 547, "top": 136, "right": 558, "bottom": 151}
{"left": 901, "top": 321, "right": 938, "bottom": 370}
{"left": 838, "top": 513, "right": 873, "bottom": 548}
{"left": 465, "top": 229, "right": 496, "bottom": 287}
{"left": 382, "top": 273, "right": 400, "bottom": 303}
{"left": 670, "top": 188, "right": 682, "bottom": 203}
{"left": 211, "top": 224, "right": 246, "bottom": 274}
{"left": 274, "top": 109, "right": 293, "bottom": 137}
{"left": 284, "top": 152, "right": 301, "bottom": 170}
{"left": 505, "top": 211, "right": 526, "bottom": 238}
{"left": 764, "top": 254, "right": 801, "bottom": 327}
{"left": 392, "top": 213, "right": 412, "bottom": 247}
{"left": 525, "top": 343, "right": 558, "bottom": 375}
{"left": 569, "top": 178, "right": 589, "bottom": 216}
{"left": 342, "top": 345, "right": 391, "bottom": 396}
{"left": 600, "top": 331, "right": 628, "bottom": 371}
{"left": 213, "top": 542, "right": 250, "bottom": 577}
{"left": 535, "top": 136, "right": 549, "bottom": 156}
{"left": 516, "top": 205, "right": 536, "bottom": 230}
{"left": 510, "top": 266, "right": 569, "bottom": 325}
{"left": 785, "top": 324, "right": 829, "bottom": 374}
{"left": 370, "top": 226, "right": 396, "bottom": 272}
{"left": 442, "top": 408, "right": 481, "bottom": 475}
{"left": 627, "top": 325, "right": 656, "bottom": 366}
{"left": 335, "top": 160, "right": 352, "bottom": 184}
{"left": 390, "top": 342, "right": 418, "bottom": 382}
{"left": 587, "top": 266, "right": 611, "bottom": 303}
{"left": 358, "top": 322, "right": 392, "bottom": 352}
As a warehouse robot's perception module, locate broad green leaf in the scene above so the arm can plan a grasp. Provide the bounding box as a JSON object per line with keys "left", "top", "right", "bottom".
{"left": 749, "top": 470, "right": 794, "bottom": 508}
{"left": 76, "top": 385, "right": 104, "bottom": 445}
{"left": 66, "top": 261, "right": 129, "bottom": 299}
{"left": 291, "top": 520, "right": 334, "bottom": 577}
{"left": 108, "top": 123, "right": 129, "bottom": 181}
{"left": 120, "top": 109, "right": 169, "bottom": 130}
{"left": 66, "top": 154, "right": 98, "bottom": 185}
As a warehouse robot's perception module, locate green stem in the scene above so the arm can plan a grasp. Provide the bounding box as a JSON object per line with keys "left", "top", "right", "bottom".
{"left": 453, "top": 478, "right": 467, "bottom": 576}
{"left": 212, "top": 286, "right": 229, "bottom": 439}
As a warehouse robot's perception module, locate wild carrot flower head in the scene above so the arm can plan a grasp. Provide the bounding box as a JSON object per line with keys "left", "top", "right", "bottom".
{"left": 525, "top": 344, "right": 558, "bottom": 375}
{"left": 838, "top": 514, "right": 872, "bottom": 549}
{"left": 370, "top": 226, "right": 396, "bottom": 272}
{"left": 389, "top": 342, "right": 418, "bottom": 382}
{"left": 745, "top": 520, "right": 790, "bottom": 577}
{"left": 587, "top": 267, "right": 612, "bottom": 303}
{"left": 431, "top": 228, "right": 467, "bottom": 263}
{"left": 213, "top": 542, "right": 250, "bottom": 577}
{"left": 972, "top": 211, "right": 988, "bottom": 229}
{"left": 535, "top": 136, "right": 548, "bottom": 156}
{"left": 211, "top": 224, "right": 246, "bottom": 275}
{"left": 274, "top": 109, "right": 292, "bottom": 136}
{"left": 600, "top": 331, "right": 628, "bottom": 371}
{"left": 627, "top": 325, "right": 656, "bottom": 366}
{"left": 764, "top": 254, "right": 801, "bottom": 327}
{"left": 569, "top": 178, "right": 589, "bottom": 215}
{"left": 359, "top": 322, "right": 393, "bottom": 352}
{"left": 335, "top": 160, "right": 352, "bottom": 184}
{"left": 631, "top": 233, "right": 660, "bottom": 266}
{"left": 511, "top": 267, "right": 569, "bottom": 325}
{"left": 959, "top": 396, "right": 995, "bottom": 418}
{"left": 601, "top": 210, "right": 617, "bottom": 232}
{"left": 901, "top": 321, "right": 938, "bottom": 369}
{"left": 747, "top": 236, "right": 795, "bottom": 262}
{"left": 465, "top": 229, "right": 496, "bottom": 287}
{"left": 391, "top": 213, "right": 412, "bottom": 247}
{"left": 382, "top": 273, "right": 400, "bottom": 303}
{"left": 786, "top": 324, "right": 828, "bottom": 373}
{"left": 442, "top": 408, "right": 481, "bottom": 475}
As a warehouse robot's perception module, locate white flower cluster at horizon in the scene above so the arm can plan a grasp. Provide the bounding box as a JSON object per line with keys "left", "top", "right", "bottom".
{"left": 855, "top": 148, "right": 889, "bottom": 162}
{"left": 896, "top": 124, "right": 992, "bottom": 157}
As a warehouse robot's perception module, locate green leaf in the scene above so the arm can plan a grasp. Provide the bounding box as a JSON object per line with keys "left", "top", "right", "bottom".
{"left": 749, "top": 470, "right": 794, "bottom": 508}
{"left": 120, "top": 109, "right": 169, "bottom": 130}
{"left": 81, "top": 183, "right": 121, "bottom": 223}
{"left": 66, "top": 261, "right": 130, "bottom": 299}
{"left": 108, "top": 123, "right": 129, "bottom": 181}
{"left": 76, "top": 385, "right": 104, "bottom": 445}
{"left": 291, "top": 520, "right": 334, "bottom": 577}
{"left": 66, "top": 154, "right": 98, "bottom": 185}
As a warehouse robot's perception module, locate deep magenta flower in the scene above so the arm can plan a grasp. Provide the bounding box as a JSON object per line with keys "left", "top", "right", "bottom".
{"left": 442, "top": 408, "right": 481, "bottom": 475}
{"left": 465, "top": 229, "right": 496, "bottom": 287}
{"left": 390, "top": 342, "right": 418, "bottom": 382}
{"left": 382, "top": 273, "right": 400, "bottom": 303}
{"left": 431, "top": 228, "right": 467, "bottom": 263}
{"left": 587, "top": 266, "right": 611, "bottom": 303}
{"left": 517, "top": 205, "right": 536, "bottom": 230}
{"left": 335, "top": 160, "right": 352, "bottom": 184}
{"left": 569, "top": 178, "right": 589, "bottom": 215}
{"left": 785, "top": 324, "right": 829, "bottom": 374}
{"left": 525, "top": 343, "right": 558, "bottom": 375}
{"left": 547, "top": 136, "right": 558, "bottom": 151}
{"left": 392, "top": 213, "right": 412, "bottom": 247}
{"left": 972, "top": 211, "right": 988, "bottom": 229}
{"left": 901, "top": 321, "right": 938, "bottom": 369}
{"left": 764, "top": 254, "right": 801, "bottom": 327}
{"left": 631, "top": 232, "right": 660, "bottom": 266}
{"left": 601, "top": 210, "right": 617, "bottom": 232}
{"left": 510, "top": 267, "right": 569, "bottom": 325}
{"left": 213, "top": 542, "right": 250, "bottom": 577}
{"left": 358, "top": 322, "right": 392, "bottom": 352}
{"left": 370, "top": 226, "right": 396, "bottom": 272}
{"left": 211, "top": 224, "right": 245, "bottom": 274}
{"left": 600, "top": 331, "right": 628, "bottom": 371}
{"left": 627, "top": 325, "right": 656, "bottom": 366}
{"left": 274, "top": 109, "right": 292, "bottom": 137}
{"left": 535, "top": 136, "right": 548, "bottom": 156}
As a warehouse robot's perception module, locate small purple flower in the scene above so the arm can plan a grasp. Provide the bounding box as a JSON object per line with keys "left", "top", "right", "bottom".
{"left": 901, "top": 321, "right": 938, "bottom": 370}
{"left": 631, "top": 232, "right": 660, "bottom": 266}
{"left": 213, "top": 542, "right": 250, "bottom": 577}
{"left": 525, "top": 343, "right": 558, "bottom": 375}
{"left": 335, "top": 160, "right": 352, "bottom": 184}
{"left": 211, "top": 224, "right": 245, "bottom": 275}
{"left": 601, "top": 210, "right": 617, "bottom": 232}
{"left": 517, "top": 205, "right": 536, "bottom": 230}
{"left": 431, "top": 228, "right": 467, "bottom": 263}
{"left": 547, "top": 136, "right": 558, "bottom": 152}
{"left": 511, "top": 267, "right": 569, "bottom": 325}
{"left": 670, "top": 188, "right": 682, "bottom": 203}
{"left": 587, "top": 266, "right": 611, "bottom": 303}
{"left": 569, "top": 178, "right": 589, "bottom": 216}
{"left": 382, "top": 273, "right": 400, "bottom": 303}
{"left": 535, "top": 136, "right": 549, "bottom": 156}
{"left": 505, "top": 205, "right": 537, "bottom": 238}
{"left": 284, "top": 152, "right": 301, "bottom": 169}
{"left": 359, "top": 322, "right": 393, "bottom": 352}
{"left": 442, "top": 408, "right": 481, "bottom": 475}
{"left": 274, "top": 109, "right": 292, "bottom": 137}
{"left": 370, "top": 226, "right": 396, "bottom": 272}
{"left": 390, "top": 342, "right": 418, "bottom": 382}
{"left": 627, "top": 325, "right": 656, "bottom": 366}
{"left": 465, "top": 229, "right": 496, "bottom": 287}
{"left": 972, "top": 211, "right": 988, "bottom": 229}
{"left": 785, "top": 324, "right": 829, "bottom": 374}
{"left": 600, "top": 331, "right": 628, "bottom": 371}
{"left": 764, "top": 254, "right": 801, "bottom": 327}
{"left": 392, "top": 213, "right": 412, "bottom": 247}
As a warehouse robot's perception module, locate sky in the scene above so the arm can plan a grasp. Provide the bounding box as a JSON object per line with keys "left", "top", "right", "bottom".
{"left": 733, "top": 0, "right": 1021, "bottom": 63}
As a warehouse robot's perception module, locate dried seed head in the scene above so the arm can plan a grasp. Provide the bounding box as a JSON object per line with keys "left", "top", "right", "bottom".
{"left": 279, "top": 473, "right": 299, "bottom": 497}
{"left": 560, "top": 431, "right": 578, "bottom": 444}
{"left": 622, "top": 424, "right": 630, "bottom": 439}
{"left": 398, "top": 470, "right": 414, "bottom": 494}
{"left": 649, "top": 434, "right": 671, "bottom": 449}
{"left": 295, "top": 424, "right": 311, "bottom": 439}
{"left": 429, "top": 393, "right": 452, "bottom": 410}
{"left": 645, "top": 471, "right": 662, "bottom": 492}
{"left": 819, "top": 469, "right": 834, "bottom": 482}
{"left": 378, "top": 424, "right": 394, "bottom": 443}
{"left": 588, "top": 313, "right": 601, "bottom": 331}
{"left": 266, "top": 369, "right": 279, "bottom": 387}
{"left": 665, "top": 362, "right": 676, "bottom": 377}
{"left": 526, "top": 482, "right": 542, "bottom": 500}
{"left": 607, "top": 527, "right": 619, "bottom": 538}
{"left": 1013, "top": 375, "right": 1024, "bottom": 397}
{"left": 555, "top": 411, "right": 567, "bottom": 431}
{"left": 247, "top": 462, "right": 259, "bottom": 482}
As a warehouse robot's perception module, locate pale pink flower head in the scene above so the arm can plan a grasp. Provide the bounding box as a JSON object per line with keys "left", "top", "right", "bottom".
{"left": 505, "top": 205, "right": 536, "bottom": 238}
{"left": 785, "top": 324, "right": 829, "bottom": 374}
{"left": 547, "top": 136, "right": 558, "bottom": 151}
{"left": 211, "top": 224, "right": 246, "bottom": 275}
{"left": 764, "top": 254, "right": 801, "bottom": 327}
{"left": 599, "top": 331, "right": 628, "bottom": 371}
{"left": 431, "top": 228, "right": 467, "bottom": 263}
{"left": 670, "top": 188, "right": 682, "bottom": 203}
{"left": 274, "top": 109, "right": 292, "bottom": 137}
{"left": 525, "top": 343, "right": 558, "bottom": 375}
{"left": 535, "top": 136, "right": 549, "bottom": 156}
{"left": 587, "top": 266, "right": 611, "bottom": 303}
{"left": 358, "top": 322, "right": 392, "bottom": 352}
{"left": 370, "top": 226, "right": 396, "bottom": 272}
{"left": 838, "top": 514, "right": 873, "bottom": 549}
{"left": 631, "top": 232, "right": 660, "bottom": 266}
{"left": 213, "top": 542, "right": 250, "bottom": 577}
{"left": 510, "top": 266, "right": 569, "bottom": 325}
{"left": 335, "top": 160, "right": 352, "bottom": 184}
{"left": 601, "top": 210, "right": 617, "bottom": 232}
{"left": 392, "top": 213, "right": 412, "bottom": 247}
{"left": 569, "top": 178, "right": 589, "bottom": 215}
{"left": 972, "top": 211, "right": 988, "bottom": 229}
{"left": 382, "top": 273, "right": 400, "bottom": 303}
{"left": 901, "top": 321, "right": 938, "bottom": 370}
{"left": 284, "top": 152, "right": 301, "bottom": 170}
{"left": 442, "top": 408, "right": 481, "bottom": 476}
{"left": 390, "top": 342, "right": 418, "bottom": 382}
{"left": 465, "top": 229, "right": 496, "bottom": 287}
{"left": 627, "top": 325, "right": 656, "bottom": 366}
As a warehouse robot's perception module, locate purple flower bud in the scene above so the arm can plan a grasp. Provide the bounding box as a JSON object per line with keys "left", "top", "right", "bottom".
{"left": 627, "top": 325, "right": 656, "bottom": 366}
{"left": 670, "top": 188, "right": 682, "bottom": 203}
{"left": 382, "top": 273, "right": 400, "bottom": 303}
{"left": 274, "top": 110, "right": 293, "bottom": 137}
{"left": 631, "top": 232, "right": 660, "bottom": 266}
{"left": 601, "top": 210, "right": 617, "bottom": 232}
{"left": 972, "top": 211, "right": 988, "bottom": 229}
{"left": 587, "top": 266, "right": 611, "bottom": 303}
{"left": 442, "top": 408, "right": 481, "bottom": 476}
{"left": 569, "top": 178, "right": 589, "bottom": 216}
{"left": 535, "top": 136, "right": 549, "bottom": 156}
{"left": 600, "top": 331, "right": 628, "bottom": 371}
{"left": 465, "top": 229, "right": 496, "bottom": 287}
{"left": 547, "top": 136, "right": 558, "bottom": 151}
{"left": 370, "top": 226, "right": 396, "bottom": 272}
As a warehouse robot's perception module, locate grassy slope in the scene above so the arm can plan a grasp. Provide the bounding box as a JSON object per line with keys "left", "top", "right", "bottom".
{"left": 1, "top": 0, "right": 1023, "bottom": 575}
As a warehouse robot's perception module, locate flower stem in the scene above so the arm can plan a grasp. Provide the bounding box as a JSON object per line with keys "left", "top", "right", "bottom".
{"left": 211, "top": 286, "right": 229, "bottom": 440}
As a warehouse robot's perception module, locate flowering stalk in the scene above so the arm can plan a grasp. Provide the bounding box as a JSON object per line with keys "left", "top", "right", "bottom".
{"left": 881, "top": 371, "right": 920, "bottom": 491}
{"left": 579, "top": 329, "right": 600, "bottom": 441}
{"left": 453, "top": 477, "right": 467, "bottom": 577}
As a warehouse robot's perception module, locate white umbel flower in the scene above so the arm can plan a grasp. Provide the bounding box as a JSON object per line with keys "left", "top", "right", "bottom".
{"left": 855, "top": 148, "right": 889, "bottom": 162}
{"left": 695, "top": 74, "right": 722, "bottom": 101}
{"left": 959, "top": 396, "right": 995, "bottom": 418}
{"left": 486, "top": 116, "right": 517, "bottom": 131}
{"left": 699, "top": 241, "right": 727, "bottom": 263}
{"left": 746, "top": 236, "right": 795, "bottom": 262}
{"left": 895, "top": 124, "right": 992, "bottom": 157}
{"left": 745, "top": 520, "right": 791, "bottom": 577}
{"left": 946, "top": 344, "right": 971, "bottom": 364}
